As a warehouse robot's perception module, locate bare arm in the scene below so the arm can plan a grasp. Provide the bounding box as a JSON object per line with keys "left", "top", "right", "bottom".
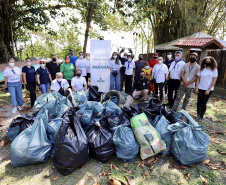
{"left": 166, "top": 72, "right": 170, "bottom": 80}
{"left": 20, "top": 74, "right": 23, "bottom": 84}
{"left": 76, "top": 66, "right": 78, "bottom": 70}
{"left": 87, "top": 66, "right": 89, "bottom": 73}
{"left": 22, "top": 72, "right": 27, "bottom": 84}
{"left": 84, "top": 84, "right": 87, "bottom": 90}
{"left": 36, "top": 74, "right": 40, "bottom": 84}
{"left": 205, "top": 77, "right": 217, "bottom": 95}
{"left": 49, "top": 74, "right": 52, "bottom": 82}
{"left": 188, "top": 75, "right": 198, "bottom": 84}
{"left": 195, "top": 76, "right": 200, "bottom": 94}
{"left": 117, "top": 67, "right": 121, "bottom": 73}
{"left": 109, "top": 67, "right": 113, "bottom": 73}
{"left": 4, "top": 77, "right": 8, "bottom": 88}
{"left": 72, "top": 86, "right": 76, "bottom": 91}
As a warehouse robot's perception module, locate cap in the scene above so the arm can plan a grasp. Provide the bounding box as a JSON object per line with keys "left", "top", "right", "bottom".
{"left": 167, "top": 52, "right": 172, "bottom": 55}
{"left": 145, "top": 62, "right": 149, "bottom": 66}
{"left": 190, "top": 52, "right": 198, "bottom": 57}
{"left": 158, "top": 57, "right": 163, "bottom": 60}
{"left": 39, "top": 60, "right": 45, "bottom": 64}
{"left": 154, "top": 53, "right": 158, "bottom": 56}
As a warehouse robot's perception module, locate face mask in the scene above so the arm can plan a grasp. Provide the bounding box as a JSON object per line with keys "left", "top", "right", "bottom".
{"left": 139, "top": 57, "right": 143, "bottom": 61}
{"left": 80, "top": 55, "right": 83, "bottom": 59}
{"left": 40, "top": 64, "right": 45, "bottom": 68}
{"left": 158, "top": 60, "right": 163, "bottom": 64}
{"left": 113, "top": 55, "right": 117, "bottom": 59}
{"left": 26, "top": 62, "right": 31, "bottom": 66}
{"left": 9, "top": 62, "right": 15, "bottom": 67}
{"left": 52, "top": 58, "right": 56, "bottom": 62}
{"left": 154, "top": 56, "right": 158, "bottom": 59}
{"left": 65, "top": 59, "right": 70, "bottom": 63}
{"left": 190, "top": 57, "right": 196, "bottom": 63}
{"left": 70, "top": 52, "right": 74, "bottom": 55}
{"left": 140, "top": 75, "right": 144, "bottom": 79}
{"left": 145, "top": 66, "right": 149, "bottom": 69}
{"left": 167, "top": 55, "right": 172, "bottom": 59}
{"left": 128, "top": 58, "right": 132, "bottom": 62}
{"left": 86, "top": 56, "right": 90, "bottom": 60}
{"left": 57, "top": 78, "right": 62, "bottom": 82}
{"left": 175, "top": 57, "right": 180, "bottom": 61}
{"left": 77, "top": 74, "right": 81, "bottom": 77}
{"left": 124, "top": 56, "right": 127, "bottom": 59}
{"left": 205, "top": 62, "right": 211, "bottom": 66}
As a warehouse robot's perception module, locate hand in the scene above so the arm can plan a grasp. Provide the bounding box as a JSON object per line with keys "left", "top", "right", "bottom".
{"left": 183, "top": 81, "right": 189, "bottom": 87}
{"left": 4, "top": 84, "right": 7, "bottom": 88}
{"left": 38, "top": 84, "right": 42, "bottom": 91}
{"left": 166, "top": 77, "right": 170, "bottom": 81}
{"left": 24, "top": 82, "right": 27, "bottom": 85}
{"left": 120, "top": 48, "right": 125, "bottom": 53}
{"left": 195, "top": 88, "right": 199, "bottom": 94}
{"left": 129, "top": 48, "right": 133, "bottom": 53}
{"left": 205, "top": 90, "right": 210, "bottom": 95}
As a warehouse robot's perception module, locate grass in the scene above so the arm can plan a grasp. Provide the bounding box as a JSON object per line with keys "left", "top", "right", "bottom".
{"left": 0, "top": 90, "right": 225, "bottom": 185}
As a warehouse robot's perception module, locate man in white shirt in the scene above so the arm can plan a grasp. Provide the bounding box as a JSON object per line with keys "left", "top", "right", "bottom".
{"left": 71, "top": 69, "right": 87, "bottom": 91}
{"left": 166, "top": 51, "right": 185, "bottom": 108}
{"left": 124, "top": 55, "right": 135, "bottom": 94}
{"left": 50, "top": 72, "right": 69, "bottom": 93}
{"left": 76, "top": 51, "right": 89, "bottom": 80}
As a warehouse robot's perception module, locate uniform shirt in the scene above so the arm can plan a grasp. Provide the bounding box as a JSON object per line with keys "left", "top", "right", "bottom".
{"left": 69, "top": 55, "right": 79, "bottom": 68}
{"left": 142, "top": 67, "right": 152, "bottom": 80}
{"left": 50, "top": 79, "right": 69, "bottom": 91}
{"left": 152, "top": 63, "right": 168, "bottom": 83}
{"left": 149, "top": 58, "right": 158, "bottom": 68}
{"left": 164, "top": 59, "right": 174, "bottom": 69}
{"left": 125, "top": 61, "right": 135, "bottom": 75}
{"left": 181, "top": 63, "right": 200, "bottom": 88}
{"left": 71, "top": 76, "right": 87, "bottom": 91}
{"left": 109, "top": 59, "right": 122, "bottom": 71}
{"left": 76, "top": 59, "right": 88, "bottom": 76}
{"left": 4, "top": 67, "right": 21, "bottom": 83}
{"left": 169, "top": 60, "right": 185, "bottom": 80}
{"left": 133, "top": 77, "right": 149, "bottom": 91}
{"left": 60, "top": 63, "right": 75, "bottom": 80}
{"left": 36, "top": 67, "right": 50, "bottom": 84}
{"left": 135, "top": 60, "right": 146, "bottom": 77}
{"left": 197, "top": 68, "right": 218, "bottom": 91}
{"left": 22, "top": 66, "right": 36, "bottom": 83}
{"left": 46, "top": 61, "right": 60, "bottom": 80}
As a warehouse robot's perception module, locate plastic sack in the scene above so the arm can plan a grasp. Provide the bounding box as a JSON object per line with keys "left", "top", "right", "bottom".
{"left": 53, "top": 108, "right": 89, "bottom": 175}
{"left": 100, "top": 113, "right": 122, "bottom": 131}
{"left": 113, "top": 123, "right": 139, "bottom": 162}
{"left": 7, "top": 114, "right": 35, "bottom": 141}
{"left": 73, "top": 90, "right": 89, "bottom": 103}
{"left": 11, "top": 108, "right": 52, "bottom": 167}
{"left": 168, "top": 120, "right": 209, "bottom": 165}
{"left": 89, "top": 86, "right": 101, "bottom": 101}
{"left": 86, "top": 120, "right": 115, "bottom": 163}
{"left": 153, "top": 115, "right": 172, "bottom": 155}
{"left": 104, "top": 101, "right": 122, "bottom": 116}
{"left": 80, "top": 109, "right": 94, "bottom": 131}
{"left": 130, "top": 113, "right": 166, "bottom": 160}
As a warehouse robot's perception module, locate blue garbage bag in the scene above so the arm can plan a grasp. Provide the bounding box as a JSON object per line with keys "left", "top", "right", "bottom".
{"left": 73, "top": 90, "right": 89, "bottom": 103}
{"left": 80, "top": 109, "right": 94, "bottom": 131}
{"left": 113, "top": 123, "right": 139, "bottom": 162}
{"left": 104, "top": 101, "right": 122, "bottom": 116}
{"left": 153, "top": 115, "right": 172, "bottom": 155}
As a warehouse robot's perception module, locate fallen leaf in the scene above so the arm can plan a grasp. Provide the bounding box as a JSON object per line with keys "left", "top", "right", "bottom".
{"left": 202, "top": 159, "right": 210, "bottom": 164}
{"left": 211, "top": 162, "right": 221, "bottom": 166}
{"left": 178, "top": 181, "right": 183, "bottom": 184}
{"left": 169, "top": 163, "right": 173, "bottom": 168}
{"left": 108, "top": 179, "right": 121, "bottom": 185}
{"left": 122, "top": 169, "right": 133, "bottom": 174}
{"left": 210, "top": 138, "right": 220, "bottom": 144}
{"left": 125, "top": 175, "right": 135, "bottom": 185}
{"left": 52, "top": 174, "right": 60, "bottom": 181}
{"left": 180, "top": 166, "right": 187, "bottom": 169}
{"left": 82, "top": 162, "right": 89, "bottom": 168}
{"left": 140, "top": 161, "right": 144, "bottom": 168}
{"left": 147, "top": 157, "right": 155, "bottom": 163}
{"left": 184, "top": 173, "right": 190, "bottom": 180}
{"left": 174, "top": 166, "right": 180, "bottom": 169}
{"left": 200, "top": 175, "right": 208, "bottom": 184}
{"left": 142, "top": 173, "right": 148, "bottom": 180}
{"left": 35, "top": 169, "right": 38, "bottom": 173}
{"left": 144, "top": 162, "right": 152, "bottom": 167}
{"left": 215, "top": 131, "right": 224, "bottom": 135}
{"left": 169, "top": 158, "right": 177, "bottom": 164}
{"left": 112, "top": 164, "right": 119, "bottom": 171}
{"left": 0, "top": 137, "right": 9, "bottom": 147}
{"left": 99, "top": 169, "right": 104, "bottom": 176}
{"left": 123, "top": 162, "right": 128, "bottom": 168}
{"left": 115, "top": 178, "right": 127, "bottom": 185}
{"left": 216, "top": 149, "right": 226, "bottom": 155}
{"left": 153, "top": 158, "right": 158, "bottom": 164}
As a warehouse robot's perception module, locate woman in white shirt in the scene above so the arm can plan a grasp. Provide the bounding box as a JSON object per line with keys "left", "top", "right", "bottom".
{"left": 195, "top": 56, "right": 218, "bottom": 122}
{"left": 71, "top": 69, "right": 87, "bottom": 91}
{"left": 109, "top": 52, "right": 122, "bottom": 91}
{"left": 4, "top": 58, "right": 23, "bottom": 114}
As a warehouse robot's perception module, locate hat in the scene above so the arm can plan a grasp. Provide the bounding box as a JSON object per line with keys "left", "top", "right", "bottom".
{"left": 158, "top": 57, "right": 163, "bottom": 60}
{"left": 154, "top": 53, "right": 158, "bottom": 56}
{"left": 145, "top": 62, "right": 149, "bottom": 66}
{"left": 39, "top": 60, "right": 45, "bottom": 64}
{"left": 167, "top": 52, "right": 172, "bottom": 55}
{"left": 190, "top": 52, "right": 198, "bottom": 57}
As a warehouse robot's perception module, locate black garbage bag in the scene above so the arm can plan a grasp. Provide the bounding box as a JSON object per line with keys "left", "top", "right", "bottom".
{"left": 89, "top": 86, "right": 101, "bottom": 102}
{"left": 7, "top": 113, "right": 36, "bottom": 141}
{"left": 148, "top": 94, "right": 160, "bottom": 109}
{"left": 100, "top": 113, "right": 125, "bottom": 131}
{"left": 86, "top": 120, "right": 115, "bottom": 163}
{"left": 53, "top": 108, "right": 89, "bottom": 175}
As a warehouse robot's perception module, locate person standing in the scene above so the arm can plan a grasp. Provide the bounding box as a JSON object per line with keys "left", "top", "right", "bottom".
{"left": 22, "top": 58, "right": 36, "bottom": 107}
{"left": 124, "top": 55, "right": 135, "bottom": 94}
{"left": 171, "top": 52, "right": 200, "bottom": 111}
{"left": 4, "top": 58, "right": 23, "bottom": 114}
{"left": 164, "top": 52, "right": 174, "bottom": 96}
{"left": 152, "top": 57, "right": 168, "bottom": 102}
{"left": 149, "top": 53, "right": 159, "bottom": 68}
{"left": 69, "top": 49, "right": 79, "bottom": 68}
{"left": 36, "top": 60, "right": 52, "bottom": 94}
{"left": 195, "top": 56, "right": 218, "bottom": 122}
{"left": 60, "top": 56, "right": 75, "bottom": 86}
{"left": 76, "top": 51, "right": 89, "bottom": 81}
{"left": 86, "top": 53, "right": 91, "bottom": 83}
{"left": 46, "top": 54, "right": 60, "bottom": 80}
{"left": 71, "top": 69, "right": 87, "bottom": 91}
{"left": 134, "top": 54, "right": 146, "bottom": 80}
{"left": 142, "top": 62, "right": 155, "bottom": 94}
{"left": 166, "top": 51, "right": 185, "bottom": 108}
{"left": 118, "top": 50, "right": 127, "bottom": 91}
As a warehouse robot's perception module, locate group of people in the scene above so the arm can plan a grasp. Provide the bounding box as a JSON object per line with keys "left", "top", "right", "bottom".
{"left": 4, "top": 48, "right": 218, "bottom": 122}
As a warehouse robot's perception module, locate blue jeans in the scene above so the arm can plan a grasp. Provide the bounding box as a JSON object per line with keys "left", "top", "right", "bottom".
{"left": 7, "top": 82, "right": 23, "bottom": 107}
{"left": 40, "top": 83, "right": 49, "bottom": 94}
{"left": 110, "top": 71, "right": 120, "bottom": 91}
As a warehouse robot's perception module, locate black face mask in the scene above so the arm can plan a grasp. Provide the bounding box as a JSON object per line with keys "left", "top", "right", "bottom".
{"left": 52, "top": 58, "right": 56, "bottom": 62}
{"left": 76, "top": 74, "right": 81, "bottom": 77}
{"left": 139, "top": 57, "right": 143, "bottom": 61}
{"left": 154, "top": 56, "right": 158, "bottom": 59}
{"left": 140, "top": 75, "right": 144, "bottom": 79}
{"left": 190, "top": 57, "right": 196, "bottom": 63}
{"left": 205, "top": 62, "right": 211, "bottom": 66}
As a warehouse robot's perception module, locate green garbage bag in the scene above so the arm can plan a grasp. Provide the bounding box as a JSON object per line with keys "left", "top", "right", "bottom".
{"left": 130, "top": 113, "right": 166, "bottom": 160}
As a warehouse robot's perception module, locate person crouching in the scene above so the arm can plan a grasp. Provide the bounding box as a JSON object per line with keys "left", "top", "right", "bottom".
{"left": 50, "top": 72, "right": 69, "bottom": 95}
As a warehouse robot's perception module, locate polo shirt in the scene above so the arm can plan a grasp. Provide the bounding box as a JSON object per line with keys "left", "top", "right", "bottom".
{"left": 169, "top": 60, "right": 185, "bottom": 80}
{"left": 50, "top": 79, "right": 69, "bottom": 91}
{"left": 109, "top": 59, "right": 122, "bottom": 71}
{"left": 152, "top": 63, "right": 168, "bottom": 83}
{"left": 69, "top": 55, "right": 79, "bottom": 68}
{"left": 46, "top": 61, "right": 60, "bottom": 80}
{"left": 36, "top": 67, "right": 50, "bottom": 84}
{"left": 124, "top": 61, "right": 135, "bottom": 75}
{"left": 71, "top": 76, "right": 87, "bottom": 91}
{"left": 22, "top": 66, "right": 36, "bottom": 83}
{"left": 4, "top": 67, "right": 21, "bottom": 83}
{"left": 181, "top": 63, "right": 200, "bottom": 88}
{"left": 133, "top": 77, "right": 149, "bottom": 90}
{"left": 60, "top": 63, "right": 75, "bottom": 80}
{"left": 197, "top": 68, "right": 218, "bottom": 91}
{"left": 135, "top": 60, "right": 146, "bottom": 77}
{"left": 76, "top": 59, "right": 89, "bottom": 76}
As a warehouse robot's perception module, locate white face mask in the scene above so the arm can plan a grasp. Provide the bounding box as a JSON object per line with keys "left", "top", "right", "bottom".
{"left": 113, "top": 55, "right": 117, "bottom": 59}
{"left": 167, "top": 55, "right": 172, "bottom": 59}
{"left": 9, "top": 62, "right": 15, "bottom": 67}
{"left": 158, "top": 60, "right": 163, "bottom": 64}
{"left": 128, "top": 58, "right": 132, "bottom": 62}
{"left": 40, "top": 64, "right": 45, "bottom": 68}
{"left": 145, "top": 66, "right": 149, "bottom": 69}
{"left": 86, "top": 56, "right": 90, "bottom": 60}
{"left": 26, "top": 62, "right": 31, "bottom": 66}
{"left": 80, "top": 55, "right": 83, "bottom": 59}
{"left": 57, "top": 78, "right": 62, "bottom": 82}
{"left": 124, "top": 56, "right": 127, "bottom": 59}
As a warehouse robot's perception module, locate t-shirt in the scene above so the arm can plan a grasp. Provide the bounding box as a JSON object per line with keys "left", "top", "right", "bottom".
{"left": 50, "top": 79, "right": 69, "bottom": 91}
{"left": 135, "top": 60, "right": 146, "bottom": 78}
{"left": 36, "top": 67, "right": 50, "bottom": 84}
{"left": 133, "top": 77, "right": 149, "bottom": 91}
{"left": 181, "top": 63, "right": 200, "bottom": 88}
{"left": 87, "top": 60, "right": 90, "bottom": 73}
{"left": 149, "top": 58, "right": 158, "bottom": 68}
{"left": 69, "top": 55, "right": 79, "bottom": 68}
{"left": 109, "top": 59, "right": 122, "bottom": 71}
{"left": 169, "top": 60, "right": 185, "bottom": 80}
{"left": 46, "top": 61, "right": 60, "bottom": 80}
{"left": 152, "top": 64, "right": 168, "bottom": 83}
{"left": 197, "top": 68, "right": 218, "bottom": 91}
{"left": 164, "top": 59, "right": 174, "bottom": 69}
{"left": 125, "top": 61, "right": 135, "bottom": 75}
{"left": 60, "top": 63, "right": 75, "bottom": 80}
{"left": 142, "top": 67, "right": 153, "bottom": 80}
{"left": 4, "top": 67, "right": 21, "bottom": 83}
{"left": 22, "top": 66, "right": 36, "bottom": 83}
{"left": 71, "top": 76, "right": 87, "bottom": 91}
{"left": 76, "top": 59, "right": 89, "bottom": 76}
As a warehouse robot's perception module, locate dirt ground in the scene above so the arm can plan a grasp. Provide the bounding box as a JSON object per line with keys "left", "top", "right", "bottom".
{"left": 0, "top": 87, "right": 225, "bottom": 185}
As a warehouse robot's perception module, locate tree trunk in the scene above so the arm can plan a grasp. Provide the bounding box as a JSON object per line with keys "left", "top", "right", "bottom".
{"left": 83, "top": 6, "right": 94, "bottom": 54}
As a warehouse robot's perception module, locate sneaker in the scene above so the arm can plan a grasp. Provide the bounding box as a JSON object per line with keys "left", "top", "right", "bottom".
{"left": 17, "top": 106, "right": 23, "bottom": 111}
{"left": 12, "top": 107, "right": 17, "bottom": 114}
{"left": 198, "top": 117, "right": 203, "bottom": 123}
